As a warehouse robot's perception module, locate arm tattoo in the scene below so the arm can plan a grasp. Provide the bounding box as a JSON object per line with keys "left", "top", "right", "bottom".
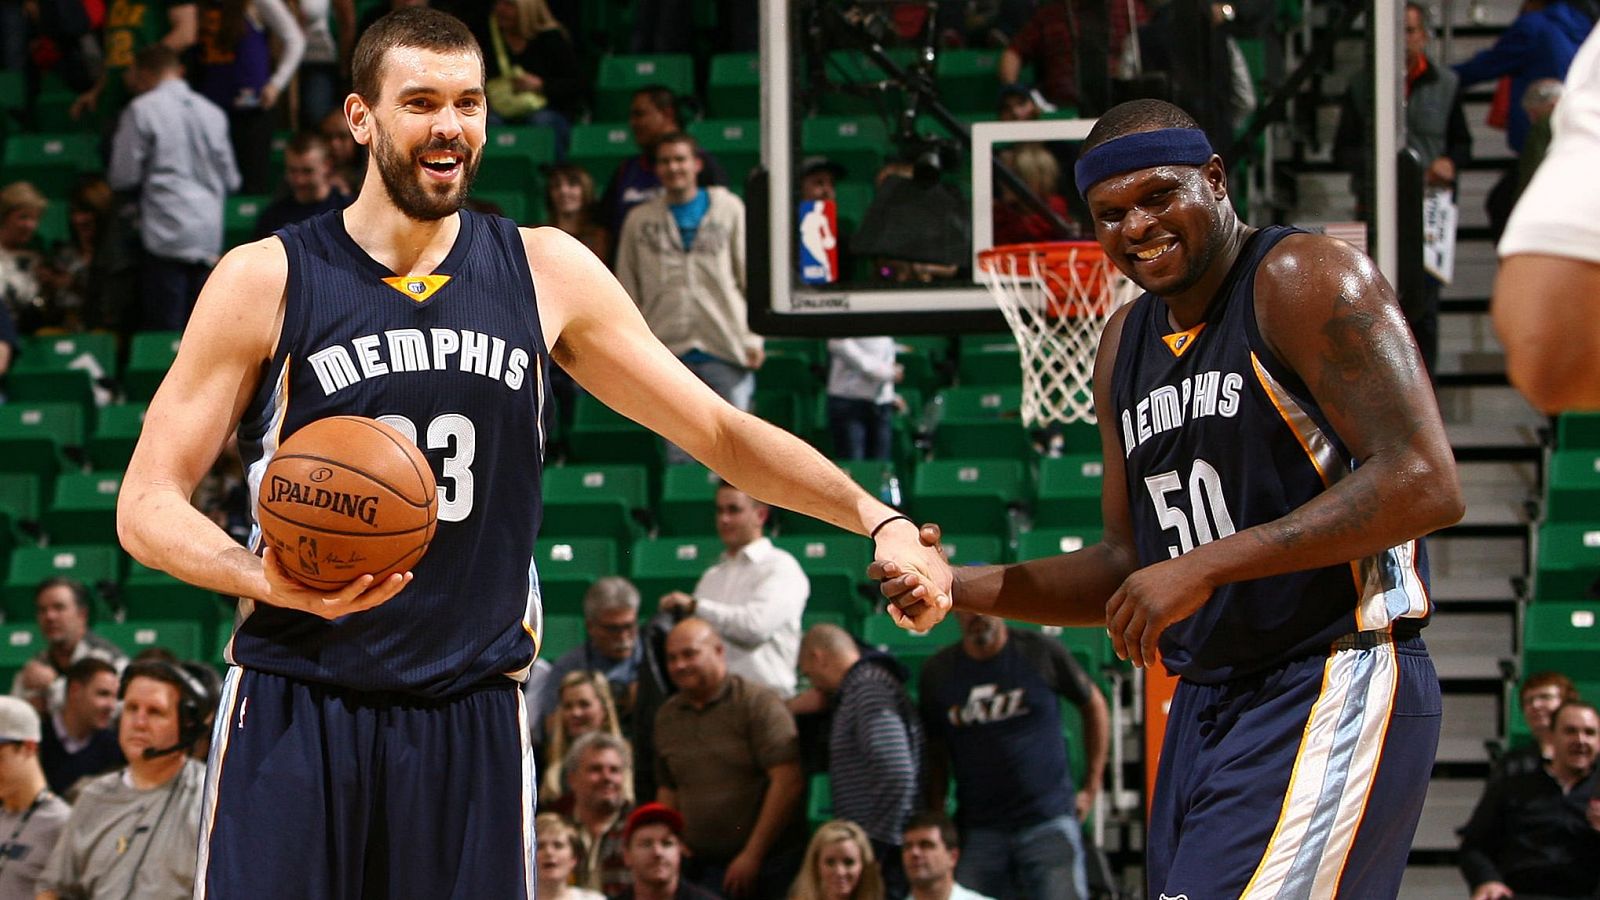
{"left": 1314, "top": 291, "right": 1423, "bottom": 441}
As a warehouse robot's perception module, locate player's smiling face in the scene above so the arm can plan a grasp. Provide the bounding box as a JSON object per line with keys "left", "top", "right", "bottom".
{"left": 362, "top": 45, "right": 486, "bottom": 221}
{"left": 1087, "top": 158, "right": 1229, "bottom": 298}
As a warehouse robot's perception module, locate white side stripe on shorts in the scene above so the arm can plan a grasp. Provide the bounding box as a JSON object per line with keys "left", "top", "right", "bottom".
{"left": 1239, "top": 640, "right": 1398, "bottom": 899}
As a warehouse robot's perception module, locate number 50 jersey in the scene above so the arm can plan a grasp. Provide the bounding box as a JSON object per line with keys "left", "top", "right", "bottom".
{"left": 1109, "top": 226, "right": 1430, "bottom": 684}
{"left": 234, "top": 209, "right": 552, "bottom": 698}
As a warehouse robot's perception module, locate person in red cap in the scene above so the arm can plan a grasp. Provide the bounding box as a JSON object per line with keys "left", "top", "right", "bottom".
{"left": 614, "top": 802, "right": 722, "bottom": 900}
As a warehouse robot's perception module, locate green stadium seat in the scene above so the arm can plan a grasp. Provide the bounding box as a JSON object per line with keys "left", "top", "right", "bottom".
{"left": 568, "top": 122, "right": 636, "bottom": 198}
{"left": 832, "top": 181, "right": 873, "bottom": 238}
{"left": 909, "top": 458, "right": 1027, "bottom": 538}
{"left": 1544, "top": 450, "right": 1600, "bottom": 522}
{"left": 777, "top": 460, "right": 902, "bottom": 536}
{"left": 0, "top": 402, "right": 84, "bottom": 482}
{"left": 814, "top": 50, "right": 916, "bottom": 115}
{"left": 120, "top": 561, "right": 229, "bottom": 634}
{"left": 801, "top": 610, "right": 848, "bottom": 634}
{"left": 482, "top": 125, "right": 557, "bottom": 180}
{"left": 801, "top": 116, "right": 891, "bottom": 186}
{"left": 2, "top": 544, "right": 120, "bottom": 621}
{"left": 626, "top": 536, "right": 723, "bottom": 603}
{"left": 534, "top": 537, "right": 620, "bottom": 615}
{"left": 87, "top": 403, "right": 146, "bottom": 470}
{"left": 594, "top": 54, "right": 695, "bottom": 121}
{"left": 224, "top": 194, "right": 271, "bottom": 248}
{"left": 268, "top": 130, "right": 292, "bottom": 175}
{"left": 894, "top": 335, "right": 948, "bottom": 396}
{"left": 688, "top": 118, "right": 759, "bottom": 191}
{"left": 42, "top": 470, "right": 122, "bottom": 545}
{"left": 35, "top": 201, "right": 71, "bottom": 249}
{"left": 565, "top": 394, "right": 661, "bottom": 472}
{"left": 0, "top": 624, "right": 43, "bottom": 679}
{"left": 939, "top": 533, "right": 1006, "bottom": 566}
{"left": 1032, "top": 455, "right": 1104, "bottom": 529}
{"left": 539, "top": 613, "right": 587, "bottom": 661}
{"left": 472, "top": 190, "right": 532, "bottom": 224}
{"left": 772, "top": 535, "right": 873, "bottom": 622}
{"left": 1533, "top": 523, "right": 1600, "bottom": 601}
{"left": 0, "top": 473, "right": 42, "bottom": 539}
{"left": 1557, "top": 413, "right": 1600, "bottom": 450}
{"left": 1523, "top": 603, "right": 1600, "bottom": 680}
{"left": 1, "top": 133, "right": 100, "bottom": 197}
{"left": 213, "top": 620, "right": 235, "bottom": 666}
{"left": 807, "top": 771, "right": 834, "bottom": 832}
{"left": 0, "top": 71, "right": 23, "bottom": 116}
{"left": 542, "top": 464, "right": 649, "bottom": 546}
{"left": 861, "top": 614, "right": 960, "bottom": 691}
{"left": 757, "top": 349, "right": 821, "bottom": 397}
{"left": 930, "top": 386, "right": 1030, "bottom": 460}
{"left": 7, "top": 332, "right": 117, "bottom": 411}
{"left": 753, "top": 391, "right": 805, "bottom": 436}
{"left": 935, "top": 49, "right": 1004, "bottom": 115}
{"left": 99, "top": 619, "right": 204, "bottom": 660}
{"left": 708, "top": 53, "right": 760, "bottom": 118}
{"left": 957, "top": 334, "right": 1022, "bottom": 387}
{"left": 656, "top": 464, "right": 723, "bottom": 537}
{"left": 1016, "top": 526, "right": 1104, "bottom": 562}
{"left": 124, "top": 331, "right": 182, "bottom": 402}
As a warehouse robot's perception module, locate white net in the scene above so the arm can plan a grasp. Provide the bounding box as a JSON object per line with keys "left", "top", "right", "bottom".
{"left": 978, "top": 242, "right": 1141, "bottom": 426}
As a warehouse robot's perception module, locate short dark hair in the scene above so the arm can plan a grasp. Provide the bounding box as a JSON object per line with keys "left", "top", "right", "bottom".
{"left": 1081, "top": 99, "right": 1202, "bottom": 155}
{"left": 351, "top": 7, "right": 483, "bottom": 103}
{"left": 63, "top": 656, "right": 117, "bottom": 687}
{"left": 653, "top": 130, "right": 699, "bottom": 160}
{"left": 286, "top": 131, "right": 332, "bottom": 159}
{"left": 904, "top": 809, "right": 959, "bottom": 850}
{"left": 632, "top": 85, "right": 680, "bottom": 125}
{"left": 132, "top": 43, "right": 181, "bottom": 76}
{"left": 35, "top": 577, "right": 89, "bottom": 615}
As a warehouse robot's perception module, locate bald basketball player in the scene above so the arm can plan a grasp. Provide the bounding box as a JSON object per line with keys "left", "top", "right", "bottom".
{"left": 877, "top": 99, "right": 1464, "bottom": 898}
{"left": 114, "top": 9, "right": 950, "bottom": 898}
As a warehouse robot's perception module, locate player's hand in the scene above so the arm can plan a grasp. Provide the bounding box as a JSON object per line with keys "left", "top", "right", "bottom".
{"left": 69, "top": 90, "right": 97, "bottom": 120}
{"left": 1470, "top": 882, "right": 1514, "bottom": 900}
{"left": 659, "top": 591, "right": 696, "bottom": 616}
{"left": 869, "top": 521, "right": 952, "bottom": 632}
{"left": 1105, "top": 555, "right": 1215, "bottom": 669}
{"left": 260, "top": 547, "right": 411, "bottom": 619}
{"left": 1075, "top": 786, "right": 1098, "bottom": 821}
{"left": 722, "top": 848, "right": 762, "bottom": 898}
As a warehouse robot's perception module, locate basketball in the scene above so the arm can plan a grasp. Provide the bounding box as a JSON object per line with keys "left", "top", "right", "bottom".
{"left": 258, "top": 416, "right": 438, "bottom": 591}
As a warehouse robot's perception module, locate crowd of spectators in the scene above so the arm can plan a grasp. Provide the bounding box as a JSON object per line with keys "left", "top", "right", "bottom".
{"left": 0, "top": 578, "right": 220, "bottom": 899}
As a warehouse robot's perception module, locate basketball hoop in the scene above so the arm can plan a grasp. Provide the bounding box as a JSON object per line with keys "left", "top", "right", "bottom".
{"left": 977, "top": 241, "right": 1140, "bottom": 426}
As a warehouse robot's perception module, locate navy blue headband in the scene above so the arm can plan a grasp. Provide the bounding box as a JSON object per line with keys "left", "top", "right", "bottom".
{"left": 1074, "top": 128, "right": 1215, "bottom": 196}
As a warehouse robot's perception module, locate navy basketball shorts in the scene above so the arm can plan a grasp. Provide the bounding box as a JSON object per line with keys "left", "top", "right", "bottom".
{"left": 196, "top": 668, "right": 534, "bottom": 899}
{"left": 1147, "top": 634, "right": 1440, "bottom": 900}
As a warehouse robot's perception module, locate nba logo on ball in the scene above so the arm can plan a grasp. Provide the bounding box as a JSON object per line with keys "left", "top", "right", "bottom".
{"left": 798, "top": 199, "right": 839, "bottom": 285}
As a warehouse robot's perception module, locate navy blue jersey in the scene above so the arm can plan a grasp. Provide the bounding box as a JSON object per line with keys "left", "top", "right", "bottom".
{"left": 232, "top": 209, "right": 551, "bottom": 698}
{"left": 918, "top": 629, "right": 1093, "bottom": 829}
{"left": 1109, "top": 225, "right": 1430, "bottom": 683}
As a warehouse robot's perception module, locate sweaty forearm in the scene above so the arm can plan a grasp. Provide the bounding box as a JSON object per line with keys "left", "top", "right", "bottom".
{"left": 952, "top": 542, "right": 1136, "bottom": 626}
{"left": 703, "top": 411, "right": 892, "bottom": 535}
{"left": 1184, "top": 447, "right": 1461, "bottom": 589}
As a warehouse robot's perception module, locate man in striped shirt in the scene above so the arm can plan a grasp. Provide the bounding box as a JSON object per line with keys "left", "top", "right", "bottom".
{"left": 798, "top": 624, "right": 922, "bottom": 898}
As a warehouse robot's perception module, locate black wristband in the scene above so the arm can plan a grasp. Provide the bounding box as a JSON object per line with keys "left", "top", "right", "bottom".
{"left": 869, "top": 514, "right": 913, "bottom": 540}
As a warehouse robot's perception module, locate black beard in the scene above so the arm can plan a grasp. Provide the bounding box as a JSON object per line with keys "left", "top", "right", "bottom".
{"left": 371, "top": 129, "right": 479, "bottom": 222}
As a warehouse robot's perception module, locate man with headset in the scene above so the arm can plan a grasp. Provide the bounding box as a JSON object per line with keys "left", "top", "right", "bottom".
{"left": 36, "top": 660, "right": 214, "bottom": 900}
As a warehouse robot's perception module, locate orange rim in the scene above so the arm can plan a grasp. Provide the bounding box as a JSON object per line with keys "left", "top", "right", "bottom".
{"left": 979, "top": 241, "right": 1117, "bottom": 313}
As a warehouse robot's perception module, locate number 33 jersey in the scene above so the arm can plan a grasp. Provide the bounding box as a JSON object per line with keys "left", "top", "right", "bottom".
{"left": 1109, "top": 225, "right": 1430, "bottom": 684}
{"left": 234, "top": 209, "right": 552, "bottom": 697}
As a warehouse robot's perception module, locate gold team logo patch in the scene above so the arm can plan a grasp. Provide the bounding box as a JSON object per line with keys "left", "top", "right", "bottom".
{"left": 1162, "top": 323, "right": 1206, "bottom": 358}
{"left": 382, "top": 274, "right": 451, "bottom": 303}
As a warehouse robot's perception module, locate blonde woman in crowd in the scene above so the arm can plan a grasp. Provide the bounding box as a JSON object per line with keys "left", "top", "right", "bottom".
{"left": 536, "top": 813, "right": 609, "bottom": 900}
{"left": 542, "top": 670, "right": 626, "bottom": 806}
{"left": 791, "top": 820, "right": 885, "bottom": 900}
